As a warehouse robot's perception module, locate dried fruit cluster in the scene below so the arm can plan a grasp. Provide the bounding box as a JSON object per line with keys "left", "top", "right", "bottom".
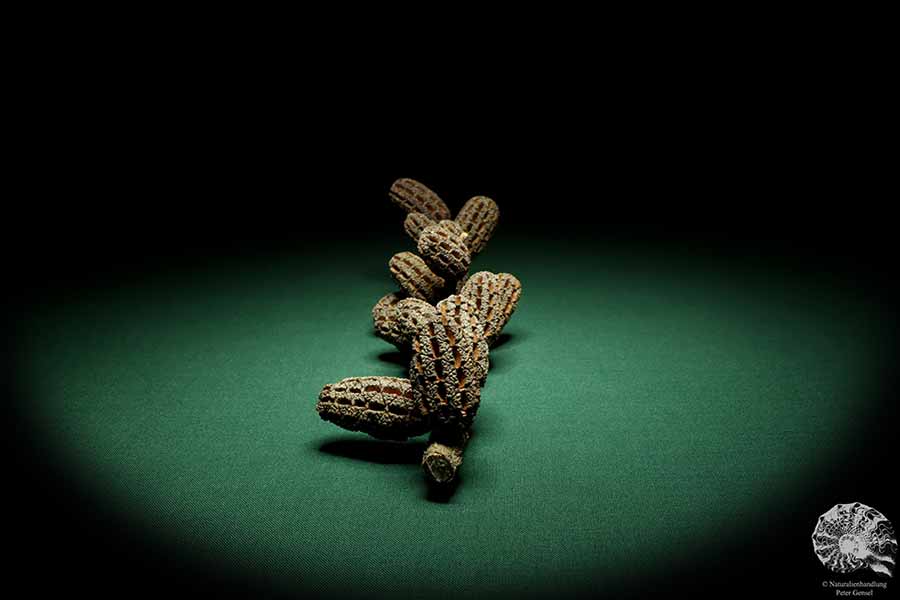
{"left": 388, "top": 178, "right": 501, "bottom": 303}
{"left": 316, "top": 178, "right": 522, "bottom": 490}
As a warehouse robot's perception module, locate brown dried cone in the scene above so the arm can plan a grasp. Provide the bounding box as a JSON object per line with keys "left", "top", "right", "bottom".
{"left": 422, "top": 427, "right": 471, "bottom": 485}
{"left": 435, "top": 219, "right": 467, "bottom": 241}
{"left": 460, "top": 271, "right": 522, "bottom": 346}
{"left": 468, "top": 318, "right": 490, "bottom": 387}
{"left": 443, "top": 279, "right": 489, "bottom": 386}
{"left": 389, "top": 178, "right": 452, "bottom": 222}
{"left": 403, "top": 212, "right": 434, "bottom": 243}
{"left": 404, "top": 211, "right": 470, "bottom": 245}
{"left": 454, "top": 195, "right": 499, "bottom": 255}
{"left": 405, "top": 218, "right": 471, "bottom": 298}
{"left": 316, "top": 376, "right": 430, "bottom": 441}
{"left": 417, "top": 222, "right": 471, "bottom": 280}
{"left": 372, "top": 292, "right": 407, "bottom": 349}
{"left": 370, "top": 295, "right": 436, "bottom": 351}
{"left": 408, "top": 294, "right": 484, "bottom": 430}
{"left": 389, "top": 251, "right": 446, "bottom": 303}
{"left": 395, "top": 297, "right": 438, "bottom": 338}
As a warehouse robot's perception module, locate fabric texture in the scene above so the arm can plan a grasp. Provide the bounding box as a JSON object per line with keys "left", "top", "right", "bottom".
{"left": 20, "top": 235, "right": 891, "bottom": 598}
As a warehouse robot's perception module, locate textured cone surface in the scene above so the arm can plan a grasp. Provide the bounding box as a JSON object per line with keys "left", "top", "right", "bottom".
{"left": 409, "top": 294, "right": 483, "bottom": 430}
{"left": 418, "top": 222, "right": 471, "bottom": 279}
{"left": 436, "top": 219, "right": 467, "bottom": 241}
{"left": 436, "top": 294, "right": 488, "bottom": 389}
{"left": 454, "top": 275, "right": 468, "bottom": 295}
{"left": 395, "top": 298, "right": 437, "bottom": 341}
{"left": 317, "top": 376, "right": 430, "bottom": 440}
{"left": 404, "top": 212, "right": 434, "bottom": 244}
{"left": 454, "top": 195, "right": 499, "bottom": 255}
{"left": 389, "top": 252, "right": 446, "bottom": 303}
{"left": 470, "top": 329, "right": 490, "bottom": 387}
{"left": 460, "top": 271, "right": 522, "bottom": 346}
{"left": 389, "top": 178, "right": 451, "bottom": 221}
{"left": 372, "top": 292, "right": 407, "bottom": 348}
{"left": 454, "top": 279, "right": 488, "bottom": 385}
{"left": 422, "top": 428, "right": 471, "bottom": 485}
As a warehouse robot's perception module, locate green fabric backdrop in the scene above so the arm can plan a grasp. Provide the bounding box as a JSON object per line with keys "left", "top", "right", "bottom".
{"left": 20, "top": 233, "right": 892, "bottom": 598}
